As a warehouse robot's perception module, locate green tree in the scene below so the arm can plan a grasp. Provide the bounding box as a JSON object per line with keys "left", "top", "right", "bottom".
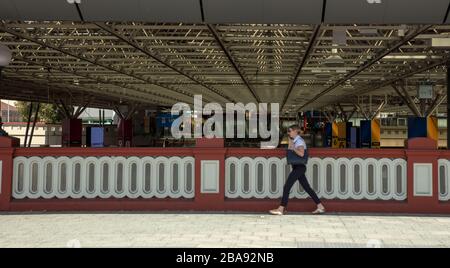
{"left": 15, "top": 101, "right": 63, "bottom": 124}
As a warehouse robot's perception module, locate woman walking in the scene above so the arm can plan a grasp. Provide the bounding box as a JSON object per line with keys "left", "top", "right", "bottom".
{"left": 269, "top": 125, "right": 326, "bottom": 215}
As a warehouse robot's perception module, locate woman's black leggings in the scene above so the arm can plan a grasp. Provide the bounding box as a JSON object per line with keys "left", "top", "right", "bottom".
{"left": 281, "top": 164, "right": 321, "bottom": 207}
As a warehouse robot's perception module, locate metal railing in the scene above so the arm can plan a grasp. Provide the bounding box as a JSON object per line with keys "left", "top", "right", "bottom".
{"left": 12, "top": 156, "right": 195, "bottom": 199}
{"left": 225, "top": 156, "right": 407, "bottom": 201}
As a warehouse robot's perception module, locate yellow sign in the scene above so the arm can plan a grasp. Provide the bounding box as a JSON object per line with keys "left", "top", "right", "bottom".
{"left": 337, "top": 122, "right": 347, "bottom": 148}
{"left": 427, "top": 116, "right": 438, "bottom": 148}
{"left": 371, "top": 119, "right": 381, "bottom": 149}
{"left": 332, "top": 122, "right": 339, "bottom": 148}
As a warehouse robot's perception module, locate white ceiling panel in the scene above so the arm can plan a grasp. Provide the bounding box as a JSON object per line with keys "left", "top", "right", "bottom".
{"left": 79, "top": 0, "right": 202, "bottom": 23}
{"left": 203, "top": 0, "right": 323, "bottom": 24}
{"left": 325, "top": 0, "right": 388, "bottom": 24}
{"left": 325, "top": 0, "right": 450, "bottom": 24}
{"left": 384, "top": 0, "right": 449, "bottom": 24}
{"left": 0, "top": 0, "right": 80, "bottom": 21}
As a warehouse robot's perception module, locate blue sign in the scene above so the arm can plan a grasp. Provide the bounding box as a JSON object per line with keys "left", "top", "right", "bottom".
{"left": 407, "top": 117, "right": 427, "bottom": 139}
{"left": 360, "top": 120, "right": 371, "bottom": 148}
{"left": 91, "top": 127, "right": 104, "bottom": 148}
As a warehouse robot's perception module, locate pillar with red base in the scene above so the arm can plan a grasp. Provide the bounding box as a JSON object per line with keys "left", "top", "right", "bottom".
{"left": 61, "top": 118, "right": 82, "bottom": 147}
{"left": 405, "top": 137, "right": 441, "bottom": 213}
{"left": 117, "top": 119, "right": 133, "bottom": 147}
{"left": 0, "top": 136, "right": 19, "bottom": 211}
{"left": 193, "top": 138, "right": 226, "bottom": 210}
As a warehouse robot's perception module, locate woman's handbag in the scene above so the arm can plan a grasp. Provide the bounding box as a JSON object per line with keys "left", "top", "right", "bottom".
{"left": 286, "top": 149, "right": 309, "bottom": 165}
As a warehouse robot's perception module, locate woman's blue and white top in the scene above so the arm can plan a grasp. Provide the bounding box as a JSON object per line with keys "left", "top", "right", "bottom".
{"left": 293, "top": 135, "right": 307, "bottom": 150}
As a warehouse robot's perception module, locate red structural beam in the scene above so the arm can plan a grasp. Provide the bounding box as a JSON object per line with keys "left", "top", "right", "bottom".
{"left": 7, "top": 198, "right": 450, "bottom": 214}
{"left": 12, "top": 147, "right": 408, "bottom": 159}
{"left": 225, "top": 148, "right": 407, "bottom": 159}
{"left": 13, "top": 147, "right": 195, "bottom": 157}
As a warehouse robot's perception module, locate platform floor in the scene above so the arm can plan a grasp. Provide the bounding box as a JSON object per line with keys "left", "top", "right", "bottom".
{"left": 1, "top": 212, "right": 450, "bottom": 248}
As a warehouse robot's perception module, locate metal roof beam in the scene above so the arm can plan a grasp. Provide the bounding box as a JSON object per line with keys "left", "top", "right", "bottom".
{"left": 281, "top": 25, "right": 321, "bottom": 109}
{"left": 319, "top": 56, "right": 450, "bottom": 109}
{"left": 0, "top": 23, "right": 200, "bottom": 102}
{"left": 206, "top": 24, "right": 261, "bottom": 103}
{"left": 298, "top": 25, "right": 432, "bottom": 111}
{"left": 95, "top": 22, "right": 234, "bottom": 103}
{"left": 12, "top": 55, "right": 185, "bottom": 105}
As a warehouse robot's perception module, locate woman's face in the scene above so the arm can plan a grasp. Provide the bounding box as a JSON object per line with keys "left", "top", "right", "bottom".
{"left": 287, "top": 128, "right": 298, "bottom": 139}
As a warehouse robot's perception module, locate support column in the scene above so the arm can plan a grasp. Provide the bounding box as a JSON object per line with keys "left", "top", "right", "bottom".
{"left": 114, "top": 105, "right": 136, "bottom": 147}
{"left": 193, "top": 138, "right": 226, "bottom": 210}
{"left": 58, "top": 99, "right": 91, "bottom": 147}
{"left": 0, "top": 136, "right": 19, "bottom": 211}
{"left": 447, "top": 62, "right": 450, "bottom": 150}
{"left": 405, "top": 138, "right": 440, "bottom": 213}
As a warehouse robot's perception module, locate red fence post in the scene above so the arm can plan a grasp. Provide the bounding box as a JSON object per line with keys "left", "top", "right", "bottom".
{"left": 193, "top": 138, "right": 226, "bottom": 211}
{"left": 0, "top": 136, "right": 18, "bottom": 211}
{"left": 405, "top": 138, "right": 441, "bottom": 213}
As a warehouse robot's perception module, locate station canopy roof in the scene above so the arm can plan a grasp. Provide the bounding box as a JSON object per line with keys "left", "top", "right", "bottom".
{"left": 0, "top": 0, "right": 450, "bottom": 116}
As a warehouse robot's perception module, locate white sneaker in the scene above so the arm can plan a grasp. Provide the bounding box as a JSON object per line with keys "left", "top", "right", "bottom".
{"left": 312, "top": 208, "right": 325, "bottom": 214}
{"left": 269, "top": 208, "right": 285, "bottom": 215}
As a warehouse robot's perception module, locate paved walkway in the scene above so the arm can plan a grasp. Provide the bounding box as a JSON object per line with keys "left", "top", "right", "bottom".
{"left": 1, "top": 213, "right": 450, "bottom": 248}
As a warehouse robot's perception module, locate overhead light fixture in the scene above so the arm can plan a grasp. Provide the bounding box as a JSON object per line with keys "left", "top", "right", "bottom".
{"left": 359, "top": 28, "right": 378, "bottom": 35}
{"left": 315, "top": 73, "right": 333, "bottom": 79}
{"left": 324, "top": 55, "right": 345, "bottom": 67}
{"left": 431, "top": 38, "right": 450, "bottom": 47}
{"left": 0, "top": 44, "right": 12, "bottom": 79}
{"left": 324, "top": 45, "right": 345, "bottom": 67}
{"left": 383, "top": 55, "right": 429, "bottom": 60}
{"left": 67, "top": 0, "right": 81, "bottom": 3}
{"left": 366, "top": 0, "right": 382, "bottom": 4}
{"left": 398, "top": 25, "right": 407, "bottom": 37}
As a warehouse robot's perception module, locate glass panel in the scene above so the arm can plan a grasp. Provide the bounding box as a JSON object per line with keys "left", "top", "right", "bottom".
{"left": 439, "top": 165, "right": 446, "bottom": 195}
{"left": 368, "top": 164, "right": 375, "bottom": 194}
{"left": 144, "top": 163, "right": 151, "bottom": 193}
{"left": 396, "top": 165, "right": 403, "bottom": 195}
{"left": 158, "top": 163, "right": 165, "bottom": 192}
{"left": 382, "top": 165, "right": 389, "bottom": 194}
{"left": 74, "top": 163, "right": 81, "bottom": 193}
{"left": 354, "top": 165, "right": 361, "bottom": 194}
{"left": 60, "top": 163, "right": 67, "bottom": 193}
{"left": 88, "top": 163, "right": 95, "bottom": 193}
{"left": 17, "top": 163, "right": 24, "bottom": 193}
{"left": 340, "top": 164, "right": 346, "bottom": 193}
{"left": 326, "top": 164, "right": 333, "bottom": 193}
{"left": 31, "top": 163, "right": 39, "bottom": 194}
{"left": 229, "top": 163, "right": 236, "bottom": 193}
{"left": 45, "top": 163, "right": 52, "bottom": 194}
{"left": 102, "top": 163, "right": 109, "bottom": 193}
{"left": 257, "top": 163, "right": 264, "bottom": 193}
{"left": 243, "top": 164, "right": 250, "bottom": 193}
{"left": 116, "top": 163, "right": 123, "bottom": 193}
{"left": 172, "top": 163, "right": 179, "bottom": 193}
{"left": 270, "top": 164, "right": 277, "bottom": 193}
{"left": 130, "top": 163, "right": 137, "bottom": 193}
{"left": 186, "top": 163, "right": 193, "bottom": 193}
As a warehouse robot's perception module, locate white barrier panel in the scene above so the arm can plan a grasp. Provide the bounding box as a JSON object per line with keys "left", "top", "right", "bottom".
{"left": 12, "top": 156, "right": 195, "bottom": 199}
{"left": 225, "top": 157, "right": 407, "bottom": 201}
{"left": 439, "top": 159, "right": 450, "bottom": 201}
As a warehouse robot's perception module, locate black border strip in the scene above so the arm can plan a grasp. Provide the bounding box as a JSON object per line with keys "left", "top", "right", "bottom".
{"left": 321, "top": 0, "right": 327, "bottom": 23}
{"left": 75, "top": 3, "right": 84, "bottom": 21}
{"left": 199, "top": 0, "right": 205, "bottom": 22}
{"left": 443, "top": 1, "right": 450, "bottom": 24}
